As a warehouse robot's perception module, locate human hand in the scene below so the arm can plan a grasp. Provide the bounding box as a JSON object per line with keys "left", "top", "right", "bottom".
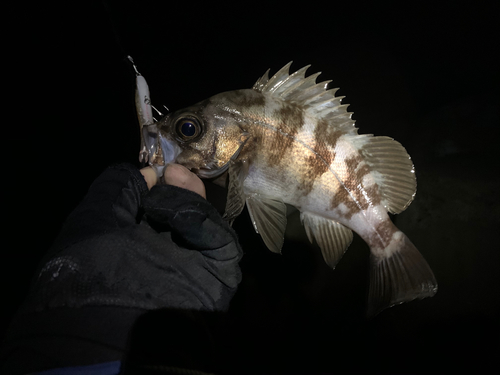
{"left": 140, "top": 164, "right": 206, "bottom": 199}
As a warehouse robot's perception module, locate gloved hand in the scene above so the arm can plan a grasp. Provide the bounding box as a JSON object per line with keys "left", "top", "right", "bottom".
{"left": 1, "top": 162, "right": 242, "bottom": 373}
{"left": 25, "top": 162, "right": 242, "bottom": 312}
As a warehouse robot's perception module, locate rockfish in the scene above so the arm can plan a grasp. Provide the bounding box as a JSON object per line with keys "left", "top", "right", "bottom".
{"left": 148, "top": 62, "right": 437, "bottom": 316}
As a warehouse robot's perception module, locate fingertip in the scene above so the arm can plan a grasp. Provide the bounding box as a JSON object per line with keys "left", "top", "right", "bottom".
{"left": 164, "top": 164, "right": 206, "bottom": 199}
{"left": 139, "top": 166, "right": 158, "bottom": 190}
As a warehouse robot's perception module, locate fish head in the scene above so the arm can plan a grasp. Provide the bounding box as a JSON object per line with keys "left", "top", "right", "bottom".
{"left": 158, "top": 91, "right": 254, "bottom": 179}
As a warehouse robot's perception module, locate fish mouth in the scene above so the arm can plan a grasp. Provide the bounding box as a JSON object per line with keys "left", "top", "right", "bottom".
{"left": 194, "top": 163, "right": 230, "bottom": 179}
{"left": 160, "top": 135, "right": 183, "bottom": 165}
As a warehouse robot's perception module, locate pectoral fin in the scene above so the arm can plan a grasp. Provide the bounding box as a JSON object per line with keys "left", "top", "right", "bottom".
{"left": 246, "top": 195, "right": 287, "bottom": 254}
{"left": 300, "top": 212, "right": 353, "bottom": 269}
{"left": 222, "top": 159, "right": 249, "bottom": 224}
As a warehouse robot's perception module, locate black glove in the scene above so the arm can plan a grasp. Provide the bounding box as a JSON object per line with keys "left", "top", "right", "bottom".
{"left": 2, "top": 163, "right": 242, "bottom": 373}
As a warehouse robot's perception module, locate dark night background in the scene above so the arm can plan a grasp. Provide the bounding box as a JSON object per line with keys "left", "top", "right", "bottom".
{"left": 4, "top": 0, "right": 499, "bottom": 373}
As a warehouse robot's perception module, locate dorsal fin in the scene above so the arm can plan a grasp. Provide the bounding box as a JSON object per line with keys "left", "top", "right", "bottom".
{"left": 252, "top": 62, "right": 356, "bottom": 134}
{"left": 263, "top": 61, "right": 293, "bottom": 93}
{"left": 253, "top": 68, "right": 270, "bottom": 92}
{"left": 351, "top": 135, "right": 417, "bottom": 214}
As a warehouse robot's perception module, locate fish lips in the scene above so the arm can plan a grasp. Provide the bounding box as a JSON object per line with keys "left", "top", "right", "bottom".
{"left": 194, "top": 164, "right": 229, "bottom": 179}
{"left": 159, "top": 133, "right": 183, "bottom": 165}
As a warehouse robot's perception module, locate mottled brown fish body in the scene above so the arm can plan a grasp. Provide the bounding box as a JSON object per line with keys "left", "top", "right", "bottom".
{"left": 212, "top": 90, "right": 392, "bottom": 250}
{"left": 158, "top": 63, "right": 437, "bottom": 316}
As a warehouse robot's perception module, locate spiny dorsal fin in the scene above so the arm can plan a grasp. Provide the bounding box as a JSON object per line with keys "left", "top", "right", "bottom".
{"left": 253, "top": 68, "right": 270, "bottom": 92}
{"left": 252, "top": 62, "right": 356, "bottom": 134}
{"left": 263, "top": 61, "right": 293, "bottom": 93}
{"left": 351, "top": 135, "right": 417, "bottom": 214}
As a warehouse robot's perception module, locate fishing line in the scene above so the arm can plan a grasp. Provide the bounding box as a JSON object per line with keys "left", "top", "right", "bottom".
{"left": 101, "top": 1, "right": 170, "bottom": 116}
{"left": 100, "top": 0, "right": 131, "bottom": 70}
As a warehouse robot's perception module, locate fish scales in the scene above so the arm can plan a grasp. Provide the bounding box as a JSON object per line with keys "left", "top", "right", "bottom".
{"left": 156, "top": 62, "right": 437, "bottom": 316}
{"left": 236, "top": 93, "right": 380, "bottom": 225}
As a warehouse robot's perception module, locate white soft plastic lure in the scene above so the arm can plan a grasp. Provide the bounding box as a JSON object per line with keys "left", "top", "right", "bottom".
{"left": 129, "top": 56, "right": 181, "bottom": 178}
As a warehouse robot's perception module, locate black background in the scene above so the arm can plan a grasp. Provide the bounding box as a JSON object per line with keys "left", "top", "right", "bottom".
{"left": 4, "top": 1, "right": 499, "bottom": 373}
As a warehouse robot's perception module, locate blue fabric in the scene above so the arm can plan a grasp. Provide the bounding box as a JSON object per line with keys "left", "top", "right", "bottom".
{"left": 35, "top": 361, "right": 121, "bottom": 375}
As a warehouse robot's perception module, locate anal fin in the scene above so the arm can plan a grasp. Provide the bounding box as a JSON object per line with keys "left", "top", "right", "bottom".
{"left": 300, "top": 212, "right": 353, "bottom": 269}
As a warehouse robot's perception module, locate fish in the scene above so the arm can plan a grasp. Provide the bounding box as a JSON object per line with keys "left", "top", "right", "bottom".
{"left": 149, "top": 62, "right": 438, "bottom": 316}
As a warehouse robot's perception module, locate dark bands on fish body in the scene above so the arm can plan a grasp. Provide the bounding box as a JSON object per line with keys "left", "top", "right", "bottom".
{"left": 371, "top": 219, "right": 396, "bottom": 251}
{"left": 329, "top": 188, "right": 361, "bottom": 219}
{"left": 315, "top": 118, "right": 344, "bottom": 150}
{"left": 228, "top": 90, "right": 267, "bottom": 109}
{"left": 267, "top": 102, "right": 305, "bottom": 166}
{"left": 296, "top": 118, "right": 344, "bottom": 196}
{"left": 298, "top": 141, "right": 333, "bottom": 196}
{"left": 299, "top": 117, "right": 343, "bottom": 195}
{"left": 328, "top": 155, "right": 383, "bottom": 217}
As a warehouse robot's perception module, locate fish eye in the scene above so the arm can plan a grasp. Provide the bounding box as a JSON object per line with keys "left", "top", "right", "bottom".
{"left": 174, "top": 117, "right": 202, "bottom": 142}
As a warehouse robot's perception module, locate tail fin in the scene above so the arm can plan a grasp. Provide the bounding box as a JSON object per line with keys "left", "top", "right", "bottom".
{"left": 367, "top": 232, "right": 437, "bottom": 318}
